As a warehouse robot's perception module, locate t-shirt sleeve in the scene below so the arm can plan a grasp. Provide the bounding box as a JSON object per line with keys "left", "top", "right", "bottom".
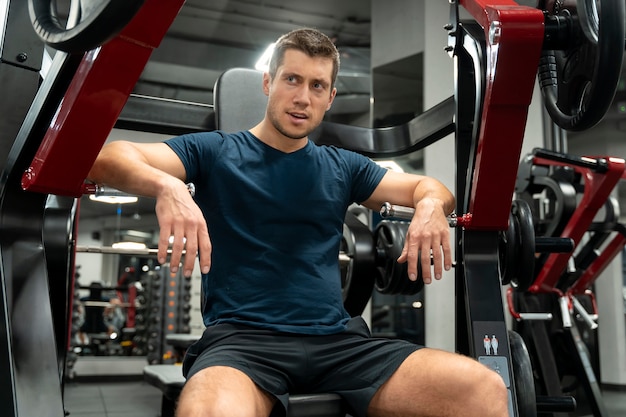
{"left": 164, "top": 131, "right": 224, "bottom": 183}
{"left": 342, "top": 149, "right": 387, "bottom": 204}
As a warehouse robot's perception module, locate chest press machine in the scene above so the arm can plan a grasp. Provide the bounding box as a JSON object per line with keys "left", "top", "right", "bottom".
{"left": 0, "top": 1, "right": 623, "bottom": 417}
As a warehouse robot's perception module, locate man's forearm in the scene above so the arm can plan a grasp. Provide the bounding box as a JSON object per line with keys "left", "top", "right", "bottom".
{"left": 413, "top": 178, "right": 455, "bottom": 216}
{"left": 87, "top": 141, "right": 180, "bottom": 198}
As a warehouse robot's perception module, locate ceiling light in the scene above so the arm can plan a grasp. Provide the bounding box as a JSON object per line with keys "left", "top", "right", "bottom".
{"left": 89, "top": 194, "right": 138, "bottom": 204}
{"left": 255, "top": 42, "right": 275, "bottom": 71}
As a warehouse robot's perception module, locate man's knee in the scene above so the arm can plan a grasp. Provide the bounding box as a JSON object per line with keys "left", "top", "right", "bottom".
{"left": 175, "top": 367, "right": 275, "bottom": 417}
{"left": 471, "top": 364, "right": 509, "bottom": 416}
{"left": 176, "top": 386, "right": 264, "bottom": 417}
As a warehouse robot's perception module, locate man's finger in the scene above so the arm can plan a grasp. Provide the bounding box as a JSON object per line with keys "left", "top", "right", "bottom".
{"left": 420, "top": 248, "right": 432, "bottom": 284}
{"left": 198, "top": 230, "right": 212, "bottom": 274}
{"left": 169, "top": 230, "right": 186, "bottom": 273}
{"left": 157, "top": 226, "right": 172, "bottom": 265}
{"left": 183, "top": 233, "right": 198, "bottom": 277}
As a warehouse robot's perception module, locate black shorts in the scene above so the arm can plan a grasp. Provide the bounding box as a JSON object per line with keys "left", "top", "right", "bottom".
{"left": 183, "top": 316, "right": 421, "bottom": 417}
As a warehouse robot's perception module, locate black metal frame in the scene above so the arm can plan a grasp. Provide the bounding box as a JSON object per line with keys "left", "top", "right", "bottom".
{"left": 0, "top": 3, "right": 84, "bottom": 415}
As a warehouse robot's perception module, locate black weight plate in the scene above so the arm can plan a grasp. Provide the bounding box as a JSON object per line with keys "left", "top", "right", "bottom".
{"left": 374, "top": 220, "right": 423, "bottom": 295}
{"left": 29, "top": 0, "right": 145, "bottom": 53}
{"left": 538, "top": 0, "right": 625, "bottom": 131}
{"left": 511, "top": 200, "right": 536, "bottom": 292}
{"left": 499, "top": 212, "right": 517, "bottom": 286}
{"left": 341, "top": 212, "right": 376, "bottom": 316}
{"left": 509, "top": 330, "right": 537, "bottom": 417}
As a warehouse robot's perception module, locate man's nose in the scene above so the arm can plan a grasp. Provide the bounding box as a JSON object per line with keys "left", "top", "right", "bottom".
{"left": 293, "top": 85, "right": 311, "bottom": 105}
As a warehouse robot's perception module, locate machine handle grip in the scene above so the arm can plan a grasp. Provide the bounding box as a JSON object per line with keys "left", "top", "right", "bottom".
{"left": 380, "top": 202, "right": 471, "bottom": 227}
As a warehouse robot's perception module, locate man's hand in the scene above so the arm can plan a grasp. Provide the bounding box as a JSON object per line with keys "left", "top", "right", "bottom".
{"left": 397, "top": 198, "right": 452, "bottom": 284}
{"left": 155, "top": 179, "right": 212, "bottom": 277}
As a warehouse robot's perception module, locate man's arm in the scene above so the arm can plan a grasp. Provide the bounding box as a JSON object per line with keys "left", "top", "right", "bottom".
{"left": 87, "top": 140, "right": 211, "bottom": 277}
{"left": 362, "top": 170, "right": 455, "bottom": 284}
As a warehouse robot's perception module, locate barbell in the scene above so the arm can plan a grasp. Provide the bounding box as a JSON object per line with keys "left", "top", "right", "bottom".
{"left": 76, "top": 200, "right": 574, "bottom": 318}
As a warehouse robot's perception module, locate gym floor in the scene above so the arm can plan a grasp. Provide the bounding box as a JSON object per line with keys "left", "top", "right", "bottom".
{"left": 64, "top": 380, "right": 161, "bottom": 417}
{"left": 62, "top": 379, "right": 626, "bottom": 417}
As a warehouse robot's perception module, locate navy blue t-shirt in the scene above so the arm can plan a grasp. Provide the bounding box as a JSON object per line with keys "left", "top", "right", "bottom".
{"left": 165, "top": 130, "right": 386, "bottom": 334}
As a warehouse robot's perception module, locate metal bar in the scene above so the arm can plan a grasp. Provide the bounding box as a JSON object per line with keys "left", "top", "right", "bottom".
{"left": 379, "top": 202, "right": 472, "bottom": 228}
{"left": 80, "top": 301, "right": 133, "bottom": 308}
{"left": 518, "top": 313, "right": 553, "bottom": 321}
{"left": 77, "top": 246, "right": 353, "bottom": 267}
{"left": 116, "top": 93, "right": 215, "bottom": 135}
{"left": 565, "top": 320, "right": 611, "bottom": 416}
{"left": 571, "top": 296, "right": 598, "bottom": 330}
{"left": 568, "top": 229, "right": 626, "bottom": 295}
{"left": 310, "top": 96, "right": 455, "bottom": 157}
{"left": 77, "top": 246, "right": 180, "bottom": 256}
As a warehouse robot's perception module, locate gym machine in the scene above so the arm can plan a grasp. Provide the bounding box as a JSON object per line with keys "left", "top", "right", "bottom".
{"left": 509, "top": 148, "right": 626, "bottom": 416}
{"left": 0, "top": 1, "right": 623, "bottom": 417}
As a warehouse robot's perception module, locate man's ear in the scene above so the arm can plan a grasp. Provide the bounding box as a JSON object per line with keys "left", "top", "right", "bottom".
{"left": 262, "top": 72, "right": 271, "bottom": 97}
{"left": 326, "top": 87, "right": 337, "bottom": 111}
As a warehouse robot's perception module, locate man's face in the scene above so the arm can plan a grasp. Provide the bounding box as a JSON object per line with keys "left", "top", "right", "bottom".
{"left": 264, "top": 49, "right": 337, "bottom": 140}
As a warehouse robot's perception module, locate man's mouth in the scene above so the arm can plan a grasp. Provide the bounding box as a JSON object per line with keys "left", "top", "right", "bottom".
{"left": 288, "top": 111, "right": 308, "bottom": 120}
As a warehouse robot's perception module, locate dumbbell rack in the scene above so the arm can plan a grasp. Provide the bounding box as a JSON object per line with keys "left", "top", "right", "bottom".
{"left": 141, "top": 266, "right": 193, "bottom": 365}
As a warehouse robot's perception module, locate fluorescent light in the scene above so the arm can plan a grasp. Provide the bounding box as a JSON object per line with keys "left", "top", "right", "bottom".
{"left": 112, "top": 241, "right": 147, "bottom": 250}
{"left": 89, "top": 194, "right": 138, "bottom": 204}
{"left": 255, "top": 42, "right": 276, "bottom": 71}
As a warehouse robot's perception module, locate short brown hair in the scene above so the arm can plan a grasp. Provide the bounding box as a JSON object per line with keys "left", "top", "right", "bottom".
{"left": 268, "top": 28, "right": 340, "bottom": 88}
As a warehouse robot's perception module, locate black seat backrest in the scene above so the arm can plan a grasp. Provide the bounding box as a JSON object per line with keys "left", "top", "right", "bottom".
{"left": 213, "top": 68, "right": 267, "bottom": 132}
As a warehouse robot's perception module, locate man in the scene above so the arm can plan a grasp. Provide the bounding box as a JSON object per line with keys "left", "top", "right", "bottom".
{"left": 88, "top": 28, "right": 508, "bottom": 417}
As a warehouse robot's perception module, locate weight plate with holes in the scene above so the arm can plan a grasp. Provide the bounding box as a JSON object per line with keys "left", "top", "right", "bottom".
{"left": 538, "top": 0, "right": 625, "bottom": 131}
{"left": 341, "top": 212, "right": 376, "bottom": 317}
{"left": 511, "top": 200, "right": 536, "bottom": 292}
{"left": 29, "top": 0, "right": 145, "bottom": 53}
{"left": 374, "top": 220, "right": 423, "bottom": 295}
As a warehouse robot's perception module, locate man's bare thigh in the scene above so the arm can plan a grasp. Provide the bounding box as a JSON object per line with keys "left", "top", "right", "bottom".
{"left": 177, "top": 366, "right": 276, "bottom": 417}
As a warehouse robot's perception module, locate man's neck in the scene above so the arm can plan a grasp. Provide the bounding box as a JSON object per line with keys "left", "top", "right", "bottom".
{"left": 249, "top": 122, "right": 308, "bottom": 154}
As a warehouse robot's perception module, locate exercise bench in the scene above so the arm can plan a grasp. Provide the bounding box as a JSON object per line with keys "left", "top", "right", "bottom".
{"left": 143, "top": 364, "right": 347, "bottom": 417}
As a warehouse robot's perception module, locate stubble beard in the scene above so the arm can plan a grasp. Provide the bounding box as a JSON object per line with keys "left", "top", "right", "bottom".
{"left": 267, "top": 106, "right": 316, "bottom": 140}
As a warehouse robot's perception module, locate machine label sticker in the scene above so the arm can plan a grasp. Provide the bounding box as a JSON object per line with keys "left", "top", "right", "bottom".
{"left": 474, "top": 321, "right": 511, "bottom": 387}
{"left": 478, "top": 355, "right": 510, "bottom": 387}
{"left": 473, "top": 321, "right": 509, "bottom": 357}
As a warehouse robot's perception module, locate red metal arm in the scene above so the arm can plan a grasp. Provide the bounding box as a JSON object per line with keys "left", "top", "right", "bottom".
{"left": 529, "top": 156, "right": 626, "bottom": 293}
{"left": 21, "top": 0, "right": 186, "bottom": 197}
{"left": 568, "top": 227, "right": 626, "bottom": 295}
{"left": 459, "top": 1, "right": 544, "bottom": 230}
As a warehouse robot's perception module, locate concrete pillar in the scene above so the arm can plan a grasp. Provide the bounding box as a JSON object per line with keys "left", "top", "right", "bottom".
{"left": 422, "top": 0, "right": 456, "bottom": 351}
{"left": 595, "top": 255, "right": 626, "bottom": 386}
